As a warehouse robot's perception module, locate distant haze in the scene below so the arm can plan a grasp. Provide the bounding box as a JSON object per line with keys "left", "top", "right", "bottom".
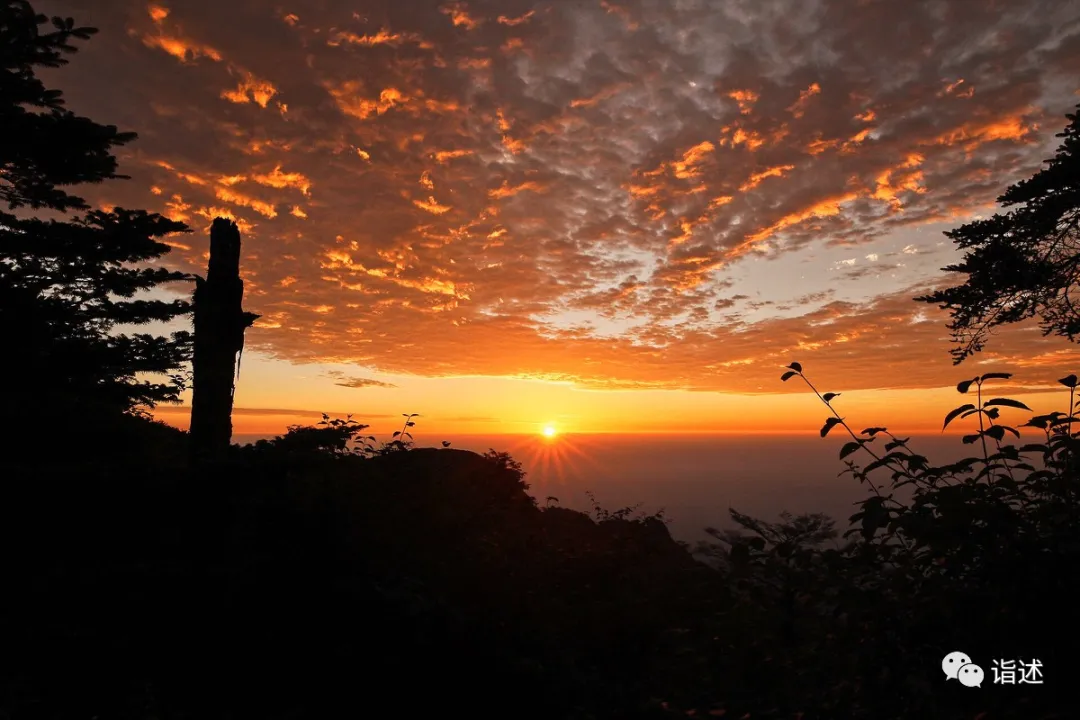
{"left": 234, "top": 432, "right": 1040, "bottom": 543}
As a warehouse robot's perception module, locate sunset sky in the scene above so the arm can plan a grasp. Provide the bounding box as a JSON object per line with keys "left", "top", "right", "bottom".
{"left": 40, "top": 0, "right": 1080, "bottom": 438}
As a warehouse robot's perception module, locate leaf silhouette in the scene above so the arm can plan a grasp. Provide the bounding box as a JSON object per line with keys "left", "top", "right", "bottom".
{"left": 943, "top": 404, "right": 976, "bottom": 430}
{"left": 1058, "top": 374, "right": 1078, "bottom": 388}
{"left": 979, "top": 372, "right": 1013, "bottom": 382}
{"left": 781, "top": 371, "right": 796, "bottom": 381}
{"left": 982, "top": 398, "right": 1032, "bottom": 411}
{"left": 957, "top": 379, "right": 977, "bottom": 394}
{"left": 839, "top": 441, "right": 861, "bottom": 459}
{"left": 820, "top": 417, "right": 842, "bottom": 438}
{"left": 787, "top": 361, "right": 803, "bottom": 373}
{"left": 823, "top": 392, "right": 841, "bottom": 402}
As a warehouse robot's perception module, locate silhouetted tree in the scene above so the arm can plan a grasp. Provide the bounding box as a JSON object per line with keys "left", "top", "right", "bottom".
{"left": 0, "top": 1, "right": 192, "bottom": 432}
{"left": 916, "top": 104, "right": 1080, "bottom": 364}
{"left": 188, "top": 218, "right": 259, "bottom": 464}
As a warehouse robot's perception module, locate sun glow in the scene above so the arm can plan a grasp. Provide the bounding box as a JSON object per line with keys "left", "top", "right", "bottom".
{"left": 542, "top": 424, "right": 557, "bottom": 438}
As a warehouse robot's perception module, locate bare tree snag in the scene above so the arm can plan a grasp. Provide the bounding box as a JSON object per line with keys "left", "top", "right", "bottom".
{"left": 188, "top": 218, "right": 259, "bottom": 465}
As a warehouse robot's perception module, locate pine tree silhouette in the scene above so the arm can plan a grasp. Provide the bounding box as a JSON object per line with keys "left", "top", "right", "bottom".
{"left": 0, "top": 0, "right": 193, "bottom": 437}
{"left": 916, "top": 104, "right": 1080, "bottom": 364}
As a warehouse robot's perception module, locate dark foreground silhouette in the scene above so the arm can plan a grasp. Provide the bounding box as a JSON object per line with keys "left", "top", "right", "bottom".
{"left": 2, "top": 380, "right": 1079, "bottom": 720}
{"left": 2, "top": 419, "right": 717, "bottom": 720}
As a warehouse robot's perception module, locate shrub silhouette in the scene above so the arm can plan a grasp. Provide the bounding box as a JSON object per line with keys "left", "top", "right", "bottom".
{"left": 241, "top": 412, "right": 427, "bottom": 460}
{"left": 658, "top": 363, "right": 1080, "bottom": 719}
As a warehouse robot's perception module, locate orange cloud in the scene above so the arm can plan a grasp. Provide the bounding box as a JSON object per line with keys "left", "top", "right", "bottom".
{"left": 626, "top": 182, "right": 659, "bottom": 199}
{"left": 245, "top": 138, "right": 294, "bottom": 155}
{"left": 501, "top": 37, "right": 526, "bottom": 53}
{"left": 142, "top": 4, "right": 222, "bottom": 63}
{"left": 872, "top": 154, "right": 926, "bottom": 208}
{"left": 806, "top": 136, "right": 841, "bottom": 155}
{"left": 720, "top": 126, "right": 767, "bottom": 151}
{"left": 252, "top": 166, "right": 313, "bottom": 196}
{"left": 489, "top": 180, "right": 545, "bottom": 199}
{"left": 328, "top": 28, "right": 412, "bottom": 47}
{"left": 441, "top": 2, "right": 481, "bottom": 29}
{"left": 727, "top": 89, "right": 759, "bottom": 114}
{"left": 932, "top": 114, "right": 1035, "bottom": 149}
{"left": 497, "top": 11, "right": 535, "bottom": 26}
{"left": 433, "top": 149, "right": 472, "bottom": 163}
{"left": 672, "top": 141, "right": 716, "bottom": 179}
{"left": 414, "top": 196, "right": 453, "bottom": 214}
{"left": 938, "top": 78, "right": 967, "bottom": 97}
{"left": 739, "top": 164, "right": 796, "bottom": 191}
{"left": 214, "top": 186, "right": 278, "bottom": 218}
{"left": 501, "top": 135, "right": 527, "bottom": 154}
{"left": 570, "top": 83, "right": 631, "bottom": 109}
{"left": 738, "top": 191, "right": 860, "bottom": 254}
{"left": 142, "top": 32, "right": 222, "bottom": 63}
{"left": 194, "top": 206, "right": 254, "bottom": 234}
{"left": 221, "top": 71, "right": 278, "bottom": 108}
{"left": 328, "top": 82, "right": 408, "bottom": 120}
{"left": 787, "top": 82, "right": 821, "bottom": 118}
{"left": 155, "top": 159, "right": 210, "bottom": 186}
{"left": 164, "top": 194, "right": 191, "bottom": 223}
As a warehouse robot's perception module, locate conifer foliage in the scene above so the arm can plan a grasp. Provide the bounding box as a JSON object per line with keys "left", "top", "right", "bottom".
{"left": 917, "top": 105, "right": 1080, "bottom": 364}
{"left": 0, "top": 0, "right": 193, "bottom": 428}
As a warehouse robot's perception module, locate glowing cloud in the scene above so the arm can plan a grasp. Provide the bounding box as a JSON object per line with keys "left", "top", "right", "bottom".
{"left": 252, "top": 166, "right": 313, "bottom": 196}
{"left": 414, "top": 196, "right": 452, "bottom": 214}
{"left": 788, "top": 82, "right": 822, "bottom": 118}
{"left": 221, "top": 71, "right": 278, "bottom": 108}
{"left": 214, "top": 186, "right": 278, "bottom": 218}
{"left": 54, "top": 0, "right": 1080, "bottom": 401}
{"left": 142, "top": 4, "right": 222, "bottom": 63}
{"left": 441, "top": 1, "right": 481, "bottom": 29}
{"left": 739, "top": 165, "right": 796, "bottom": 192}
{"left": 727, "top": 89, "right": 760, "bottom": 114}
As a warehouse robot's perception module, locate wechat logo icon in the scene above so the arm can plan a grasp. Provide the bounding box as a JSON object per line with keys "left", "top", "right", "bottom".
{"left": 943, "top": 651, "right": 984, "bottom": 688}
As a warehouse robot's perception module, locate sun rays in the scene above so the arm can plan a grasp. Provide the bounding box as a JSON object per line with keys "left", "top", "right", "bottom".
{"left": 497, "top": 431, "right": 606, "bottom": 498}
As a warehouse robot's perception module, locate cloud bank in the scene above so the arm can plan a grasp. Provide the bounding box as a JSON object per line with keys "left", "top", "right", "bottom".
{"left": 40, "top": 0, "right": 1080, "bottom": 392}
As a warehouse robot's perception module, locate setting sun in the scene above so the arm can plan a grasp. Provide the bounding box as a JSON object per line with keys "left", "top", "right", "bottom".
{"left": 542, "top": 424, "right": 557, "bottom": 438}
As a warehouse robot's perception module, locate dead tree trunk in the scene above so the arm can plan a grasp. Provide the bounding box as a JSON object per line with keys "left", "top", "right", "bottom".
{"left": 188, "top": 218, "right": 259, "bottom": 465}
